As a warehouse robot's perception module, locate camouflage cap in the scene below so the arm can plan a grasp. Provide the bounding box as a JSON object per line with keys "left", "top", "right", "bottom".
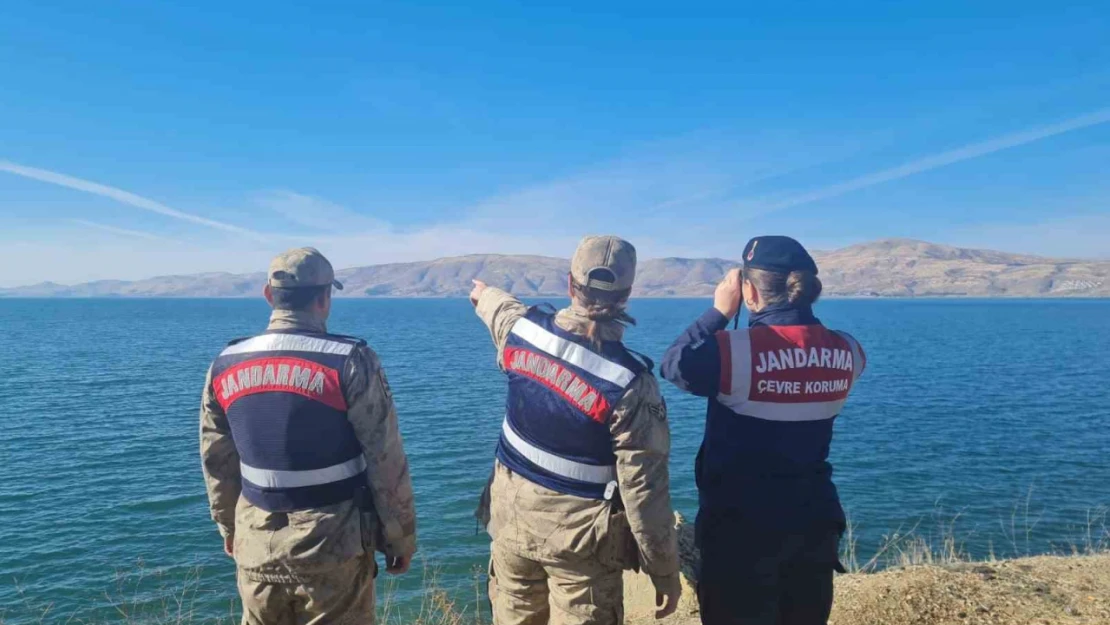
{"left": 268, "top": 247, "right": 344, "bottom": 290}
{"left": 570, "top": 235, "right": 637, "bottom": 292}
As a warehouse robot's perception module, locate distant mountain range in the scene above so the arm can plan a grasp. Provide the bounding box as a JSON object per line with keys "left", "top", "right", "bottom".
{"left": 2, "top": 239, "right": 1107, "bottom": 298}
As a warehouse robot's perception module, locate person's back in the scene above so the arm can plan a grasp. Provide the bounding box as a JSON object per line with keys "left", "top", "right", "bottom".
{"left": 199, "top": 247, "right": 417, "bottom": 624}
{"left": 700, "top": 314, "right": 863, "bottom": 524}
{"left": 662, "top": 236, "right": 866, "bottom": 625}
{"left": 471, "top": 235, "right": 681, "bottom": 625}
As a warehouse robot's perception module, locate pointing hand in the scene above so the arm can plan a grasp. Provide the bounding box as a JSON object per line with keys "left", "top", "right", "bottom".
{"left": 713, "top": 268, "right": 743, "bottom": 319}
{"left": 469, "top": 280, "right": 488, "bottom": 307}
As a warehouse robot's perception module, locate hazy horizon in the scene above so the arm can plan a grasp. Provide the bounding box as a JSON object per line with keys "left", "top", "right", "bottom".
{"left": 3, "top": 237, "right": 1107, "bottom": 293}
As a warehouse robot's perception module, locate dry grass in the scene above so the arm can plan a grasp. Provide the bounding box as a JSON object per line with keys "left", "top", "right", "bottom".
{"left": 1, "top": 559, "right": 482, "bottom": 625}
{"left": 5, "top": 506, "right": 1106, "bottom": 625}
{"left": 2, "top": 562, "right": 236, "bottom": 625}
{"left": 625, "top": 506, "right": 1110, "bottom": 625}
{"left": 377, "top": 563, "right": 487, "bottom": 625}
{"left": 840, "top": 502, "right": 1109, "bottom": 574}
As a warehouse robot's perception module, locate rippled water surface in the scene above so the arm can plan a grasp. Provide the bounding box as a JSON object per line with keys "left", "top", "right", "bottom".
{"left": 1, "top": 298, "right": 1108, "bottom": 622}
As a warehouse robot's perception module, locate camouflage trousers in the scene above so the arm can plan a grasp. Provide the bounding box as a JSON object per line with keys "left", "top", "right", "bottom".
{"left": 237, "top": 556, "right": 376, "bottom": 625}
{"left": 488, "top": 541, "right": 624, "bottom": 625}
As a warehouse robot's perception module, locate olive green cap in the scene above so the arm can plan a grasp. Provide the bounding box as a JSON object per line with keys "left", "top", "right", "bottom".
{"left": 570, "top": 235, "right": 637, "bottom": 292}
{"left": 267, "top": 247, "right": 343, "bottom": 290}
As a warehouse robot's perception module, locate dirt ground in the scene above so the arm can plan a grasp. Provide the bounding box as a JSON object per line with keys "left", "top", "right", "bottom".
{"left": 623, "top": 520, "right": 1110, "bottom": 625}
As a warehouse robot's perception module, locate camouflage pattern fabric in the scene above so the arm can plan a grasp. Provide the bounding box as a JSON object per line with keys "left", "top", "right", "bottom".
{"left": 490, "top": 538, "right": 624, "bottom": 625}
{"left": 200, "top": 309, "right": 416, "bottom": 584}
{"left": 474, "top": 287, "right": 681, "bottom": 621}
{"left": 237, "top": 554, "right": 376, "bottom": 624}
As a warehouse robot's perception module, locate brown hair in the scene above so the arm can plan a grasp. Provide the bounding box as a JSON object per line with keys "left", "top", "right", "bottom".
{"left": 744, "top": 267, "right": 823, "bottom": 307}
{"left": 570, "top": 278, "right": 636, "bottom": 346}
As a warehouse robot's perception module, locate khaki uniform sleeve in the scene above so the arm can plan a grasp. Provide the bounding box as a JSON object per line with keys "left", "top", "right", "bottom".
{"left": 474, "top": 287, "right": 528, "bottom": 368}
{"left": 199, "top": 367, "right": 241, "bottom": 539}
{"left": 345, "top": 346, "right": 417, "bottom": 560}
{"left": 610, "top": 373, "right": 680, "bottom": 581}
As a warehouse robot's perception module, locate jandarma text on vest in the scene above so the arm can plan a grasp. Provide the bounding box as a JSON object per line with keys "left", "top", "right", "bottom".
{"left": 505, "top": 346, "right": 610, "bottom": 421}
{"left": 214, "top": 357, "right": 346, "bottom": 411}
{"left": 755, "top": 346, "right": 855, "bottom": 374}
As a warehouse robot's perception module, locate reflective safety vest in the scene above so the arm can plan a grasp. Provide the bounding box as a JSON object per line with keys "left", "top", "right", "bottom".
{"left": 701, "top": 322, "right": 865, "bottom": 523}
{"left": 209, "top": 331, "right": 366, "bottom": 512}
{"left": 496, "top": 307, "right": 647, "bottom": 500}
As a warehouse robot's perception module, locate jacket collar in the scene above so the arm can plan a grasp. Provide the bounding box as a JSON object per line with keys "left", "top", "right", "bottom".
{"left": 748, "top": 303, "right": 819, "bottom": 328}
{"left": 267, "top": 309, "right": 328, "bottom": 334}
{"left": 555, "top": 305, "right": 625, "bottom": 342}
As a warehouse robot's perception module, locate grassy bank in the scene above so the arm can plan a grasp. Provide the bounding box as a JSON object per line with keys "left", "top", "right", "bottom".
{"left": 2, "top": 563, "right": 485, "bottom": 625}
{"left": 4, "top": 509, "right": 1107, "bottom": 625}
{"left": 621, "top": 510, "right": 1110, "bottom": 625}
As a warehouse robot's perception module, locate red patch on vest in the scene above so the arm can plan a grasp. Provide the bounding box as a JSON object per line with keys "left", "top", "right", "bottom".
{"left": 505, "top": 346, "right": 613, "bottom": 423}
{"left": 214, "top": 357, "right": 346, "bottom": 412}
{"left": 748, "top": 326, "right": 854, "bottom": 404}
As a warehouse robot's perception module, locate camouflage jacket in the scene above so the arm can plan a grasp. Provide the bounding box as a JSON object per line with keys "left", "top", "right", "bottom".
{"left": 475, "top": 288, "right": 680, "bottom": 583}
{"left": 200, "top": 310, "right": 417, "bottom": 582}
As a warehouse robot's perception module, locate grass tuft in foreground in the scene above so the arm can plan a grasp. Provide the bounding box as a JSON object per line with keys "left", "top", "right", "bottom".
{"left": 4, "top": 504, "right": 1107, "bottom": 625}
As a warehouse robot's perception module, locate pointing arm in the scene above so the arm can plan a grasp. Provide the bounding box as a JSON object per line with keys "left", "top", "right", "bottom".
{"left": 474, "top": 286, "right": 528, "bottom": 369}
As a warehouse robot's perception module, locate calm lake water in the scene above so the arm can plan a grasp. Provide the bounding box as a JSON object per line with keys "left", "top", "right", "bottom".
{"left": 1, "top": 298, "right": 1108, "bottom": 623}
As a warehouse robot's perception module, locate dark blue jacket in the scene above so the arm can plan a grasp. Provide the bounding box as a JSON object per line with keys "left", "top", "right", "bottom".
{"left": 661, "top": 306, "right": 865, "bottom": 530}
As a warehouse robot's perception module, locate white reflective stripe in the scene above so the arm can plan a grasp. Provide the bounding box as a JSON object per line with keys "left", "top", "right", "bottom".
{"left": 510, "top": 318, "right": 635, "bottom": 387}
{"left": 716, "top": 394, "right": 845, "bottom": 422}
{"left": 725, "top": 330, "right": 753, "bottom": 399}
{"left": 240, "top": 455, "right": 367, "bottom": 489}
{"left": 501, "top": 419, "right": 617, "bottom": 484}
{"left": 834, "top": 331, "right": 865, "bottom": 382}
{"left": 221, "top": 333, "right": 354, "bottom": 357}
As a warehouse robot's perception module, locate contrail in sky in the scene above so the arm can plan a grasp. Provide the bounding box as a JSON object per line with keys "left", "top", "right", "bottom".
{"left": 0, "top": 160, "right": 264, "bottom": 238}
{"left": 70, "top": 219, "right": 166, "bottom": 240}
{"left": 760, "top": 107, "right": 1110, "bottom": 212}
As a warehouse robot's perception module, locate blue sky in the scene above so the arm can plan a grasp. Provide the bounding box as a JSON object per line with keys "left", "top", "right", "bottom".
{"left": 1, "top": 1, "right": 1108, "bottom": 286}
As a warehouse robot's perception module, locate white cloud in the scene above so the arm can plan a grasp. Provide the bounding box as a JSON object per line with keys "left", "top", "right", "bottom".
{"left": 70, "top": 219, "right": 167, "bottom": 240}
{"left": 0, "top": 237, "right": 272, "bottom": 287}
{"left": 4, "top": 106, "right": 1109, "bottom": 287}
{"left": 252, "top": 190, "right": 389, "bottom": 232}
{"left": 0, "top": 160, "right": 266, "bottom": 239}
{"left": 743, "top": 107, "right": 1110, "bottom": 213}
{"left": 0, "top": 221, "right": 581, "bottom": 287}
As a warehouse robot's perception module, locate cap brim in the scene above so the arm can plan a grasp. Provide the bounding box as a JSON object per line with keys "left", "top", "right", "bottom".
{"left": 332, "top": 280, "right": 344, "bottom": 291}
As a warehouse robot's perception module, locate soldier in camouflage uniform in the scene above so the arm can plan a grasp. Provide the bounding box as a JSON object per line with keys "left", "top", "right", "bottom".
{"left": 200, "top": 248, "right": 417, "bottom": 625}
{"left": 470, "top": 236, "right": 681, "bottom": 625}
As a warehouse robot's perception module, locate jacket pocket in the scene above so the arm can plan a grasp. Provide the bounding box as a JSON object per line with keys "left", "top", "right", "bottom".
{"left": 596, "top": 508, "right": 640, "bottom": 572}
